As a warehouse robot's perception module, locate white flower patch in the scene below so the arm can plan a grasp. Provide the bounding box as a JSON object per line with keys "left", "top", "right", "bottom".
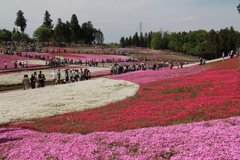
{"left": 0, "top": 78, "right": 139, "bottom": 123}
{"left": 11, "top": 60, "right": 47, "bottom": 66}
{"left": 0, "top": 67, "right": 108, "bottom": 85}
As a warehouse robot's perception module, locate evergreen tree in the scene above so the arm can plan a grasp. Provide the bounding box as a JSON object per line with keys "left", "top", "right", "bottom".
{"left": 81, "top": 21, "right": 95, "bottom": 44}
{"left": 70, "top": 14, "right": 81, "bottom": 43}
{"left": 62, "top": 21, "right": 72, "bottom": 43}
{"left": 205, "top": 29, "right": 219, "bottom": 59}
{"left": 132, "top": 32, "right": 139, "bottom": 47}
{"left": 53, "top": 18, "right": 64, "bottom": 43}
{"left": 147, "top": 32, "right": 152, "bottom": 48}
{"left": 14, "top": 10, "right": 27, "bottom": 34}
{"left": 42, "top": 10, "right": 53, "bottom": 29}
{"left": 139, "top": 32, "right": 144, "bottom": 47}
{"left": 120, "top": 37, "right": 126, "bottom": 47}
{"left": 93, "top": 29, "right": 104, "bottom": 44}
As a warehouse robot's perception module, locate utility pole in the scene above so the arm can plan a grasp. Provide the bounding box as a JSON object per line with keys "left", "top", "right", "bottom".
{"left": 140, "top": 22, "right": 142, "bottom": 34}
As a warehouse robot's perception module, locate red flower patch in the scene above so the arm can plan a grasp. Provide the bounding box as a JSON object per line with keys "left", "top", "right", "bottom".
{"left": 3, "top": 59, "right": 240, "bottom": 134}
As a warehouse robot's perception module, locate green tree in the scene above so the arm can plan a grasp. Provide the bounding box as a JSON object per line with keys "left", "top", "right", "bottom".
{"left": 0, "top": 29, "right": 12, "bottom": 41}
{"left": 14, "top": 10, "right": 27, "bottom": 34}
{"left": 147, "top": 32, "right": 152, "bottom": 48}
{"left": 82, "top": 21, "right": 95, "bottom": 44}
{"left": 21, "top": 33, "right": 32, "bottom": 42}
{"left": 139, "top": 32, "right": 144, "bottom": 47}
{"left": 62, "top": 21, "right": 72, "bottom": 43}
{"left": 93, "top": 29, "right": 104, "bottom": 45}
{"left": 42, "top": 10, "right": 53, "bottom": 29}
{"left": 132, "top": 32, "right": 139, "bottom": 47}
{"left": 70, "top": 14, "right": 81, "bottom": 43}
{"left": 53, "top": 18, "right": 65, "bottom": 43}
{"left": 0, "top": 29, "right": 7, "bottom": 41}
{"left": 205, "top": 29, "right": 218, "bottom": 59}
{"left": 151, "top": 31, "right": 162, "bottom": 50}
{"left": 33, "top": 26, "right": 52, "bottom": 42}
{"left": 11, "top": 32, "right": 21, "bottom": 41}
{"left": 120, "top": 37, "right": 126, "bottom": 47}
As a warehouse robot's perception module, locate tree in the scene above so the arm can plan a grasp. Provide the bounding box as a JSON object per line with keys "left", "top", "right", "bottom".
{"left": 0, "top": 30, "right": 7, "bottom": 41}
{"left": 70, "top": 14, "right": 81, "bottom": 43}
{"left": 151, "top": 31, "right": 162, "bottom": 50}
{"left": 132, "top": 32, "right": 139, "bottom": 47}
{"left": 53, "top": 18, "right": 65, "bottom": 43}
{"left": 93, "top": 29, "right": 104, "bottom": 45}
{"left": 82, "top": 21, "right": 95, "bottom": 44}
{"left": 14, "top": 10, "right": 27, "bottom": 34}
{"left": 0, "top": 29, "right": 12, "bottom": 41}
{"left": 62, "top": 21, "right": 72, "bottom": 43}
{"left": 120, "top": 37, "right": 126, "bottom": 47}
{"left": 11, "top": 32, "right": 21, "bottom": 41}
{"left": 205, "top": 29, "right": 218, "bottom": 59}
{"left": 21, "top": 33, "right": 32, "bottom": 42}
{"left": 33, "top": 26, "right": 52, "bottom": 42}
{"left": 42, "top": 10, "right": 53, "bottom": 29}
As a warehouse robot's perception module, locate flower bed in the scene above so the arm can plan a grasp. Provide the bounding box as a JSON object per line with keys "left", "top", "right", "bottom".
{"left": 0, "top": 78, "right": 139, "bottom": 124}
{"left": 0, "top": 116, "right": 239, "bottom": 159}
{"left": 4, "top": 59, "right": 239, "bottom": 134}
{"left": 0, "top": 53, "right": 45, "bottom": 69}
{"left": 109, "top": 65, "right": 211, "bottom": 84}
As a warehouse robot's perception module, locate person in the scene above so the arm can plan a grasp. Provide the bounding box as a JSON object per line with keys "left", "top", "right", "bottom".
{"left": 230, "top": 50, "right": 234, "bottom": 59}
{"left": 75, "top": 70, "right": 80, "bottom": 81}
{"left": 3, "top": 61, "right": 7, "bottom": 70}
{"left": 34, "top": 72, "right": 39, "bottom": 88}
{"left": 69, "top": 70, "right": 73, "bottom": 83}
{"left": 170, "top": 62, "right": 173, "bottom": 69}
{"left": 57, "top": 69, "right": 61, "bottom": 83}
{"left": 14, "top": 60, "right": 17, "bottom": 69}
{"left": 50, "top": 70, "right": 57, "bottom": 85}
{"left": 199, "top": 57, "right": 203, "bottom": 65}
{"left": 84, "top": 68, "right": 90, "bottom": 80}
{"left": 65, "top": 70, "right": 69, "bottom": 83}
{"left": 80, "top": 68, "right": 83, "bottom": 81}
{"left": 87, "top": 69, "right": 91, "bottom": 79}
{"left": 25, "top": 61, "right": 28, "bottom": 68}
{"left": 38, "top": 71, "right": 45, "bottom": 87}
{"left": 222, "top": 52, "right": 225, "bottom": 61}
{"left": 22, "top": 74, "right": 30, "bottom": 90}
{"left": 30, "top": 74, "right": 36, "bottom": 89}
{"left": 110, "top": 65, "right": 113, "bottom": 75}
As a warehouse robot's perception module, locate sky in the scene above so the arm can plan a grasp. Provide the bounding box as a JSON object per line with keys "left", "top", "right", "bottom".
{"left": 0, "top": 0, "right": 239, "bottom": 43}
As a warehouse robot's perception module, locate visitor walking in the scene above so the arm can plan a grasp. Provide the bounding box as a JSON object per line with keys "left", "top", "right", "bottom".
{"left": 50, "top": 70, "right": 57, "bottom": 85}
{"left": 30, "top": 74, "right": 36, "bottom": 89}
{"left": 38, "top": 71, "right": 45, "bottom": 87}
{"left": 57, "top": 69, "right": 61, "bottom": 83}
{"left": 22, "top": 74, "right": 30, "bottom": 90}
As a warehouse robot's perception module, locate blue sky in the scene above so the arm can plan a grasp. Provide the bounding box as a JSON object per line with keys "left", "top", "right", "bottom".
{"left": 0, "top": 0, "right": 239, "bottom": 43}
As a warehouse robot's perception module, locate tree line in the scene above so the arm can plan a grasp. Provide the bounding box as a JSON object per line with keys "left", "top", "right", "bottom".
{"left": 0, "top": 10, "right": 104, "bottom": 45}
{"left": 120, "top": 27, "right": 240, "bottom": 59}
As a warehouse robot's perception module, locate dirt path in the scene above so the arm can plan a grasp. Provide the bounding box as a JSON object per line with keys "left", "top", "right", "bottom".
{"left": 0, "top": 75, "right": 111, "bottom": 93}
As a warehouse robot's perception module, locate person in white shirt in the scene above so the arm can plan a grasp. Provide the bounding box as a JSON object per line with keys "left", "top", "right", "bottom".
{"left": 50, "top": 70, "right": 57, "bottom": 85}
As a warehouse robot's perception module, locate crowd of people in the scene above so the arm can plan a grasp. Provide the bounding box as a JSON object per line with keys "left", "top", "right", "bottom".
{"left": 22, "top": 68, "right": 92, "bottom": 90}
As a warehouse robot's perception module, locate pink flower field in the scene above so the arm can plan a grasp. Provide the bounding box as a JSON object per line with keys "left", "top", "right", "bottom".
{"left": 0, "top": 117, "right": 239, "bottom": 159}
{"left": 0, "top": 58, "right": 239, "bottom": 159}
{"left": 109, "top": 65, "right": 211, "bottom": 84}
{"left": 0, "top": 53, "right": 44, "bottom": 69}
